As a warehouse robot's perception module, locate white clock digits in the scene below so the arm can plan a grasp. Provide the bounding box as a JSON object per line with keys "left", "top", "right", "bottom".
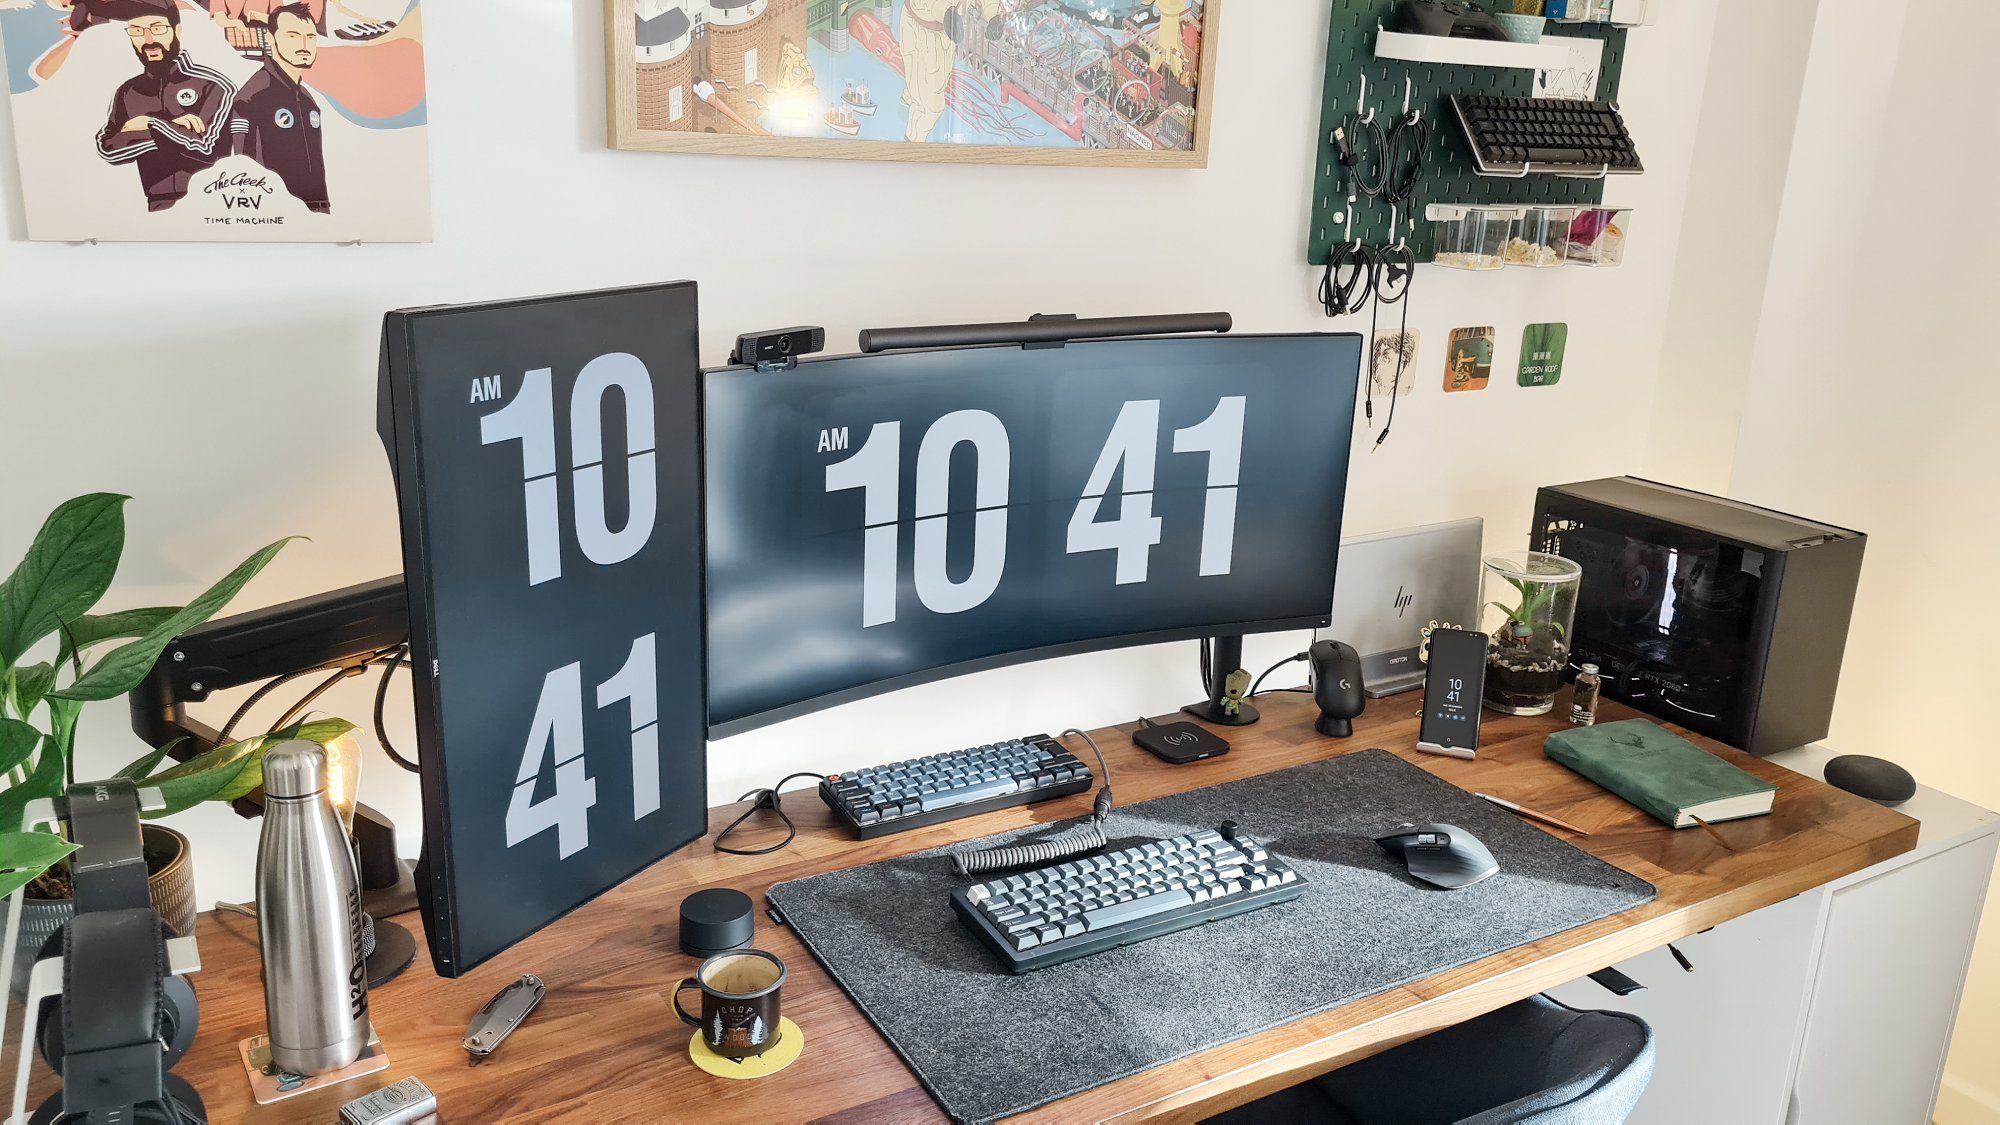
{"left": 823, "top": 410, "right": 1011, "bottom": 627}
{"left": 826, "top": 398, "right": 1250, "bottom": 629}
{"left": 479, "top": 354, "right": 659, "bottom": 587}
{"left": 1066, "top": 395, "right": 1245, "bottom": 583}
{"left": 480, "top": 352, "right": 667, "bottom": 861}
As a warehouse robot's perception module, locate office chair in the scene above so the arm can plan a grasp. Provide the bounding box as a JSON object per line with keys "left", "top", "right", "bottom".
{"left": 1205, "top": 995, "right": 1655, "bottom": 1124}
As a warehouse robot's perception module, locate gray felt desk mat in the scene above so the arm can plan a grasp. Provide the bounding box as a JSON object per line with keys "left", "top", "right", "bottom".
{"left": 767, "top": 749, "right": 1656, "bottom": 1123}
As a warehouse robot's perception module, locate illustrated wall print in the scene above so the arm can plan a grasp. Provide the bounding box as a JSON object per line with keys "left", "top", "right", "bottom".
{"left": 0, "top": 0, "right": 431, "bottom": 242}
{"left": 1370, "top": 329, "right": 1419, "bottom": 402}
{"left": 606, "top": 0, "right": 1222, "bottom": 167}
{"left": 1518, "top": 322, "right": 1568, "bottom": 386}
{"left": 1443, "top": 327, "right": 1493, "bottom": 393}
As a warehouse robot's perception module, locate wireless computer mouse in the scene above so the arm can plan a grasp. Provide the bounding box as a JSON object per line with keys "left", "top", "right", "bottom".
{"left": 1309, "top": 639, "right": 1365, "bottom": 738}
{"left": 1374, "top": 822, "right": 1499, "bottom": 889}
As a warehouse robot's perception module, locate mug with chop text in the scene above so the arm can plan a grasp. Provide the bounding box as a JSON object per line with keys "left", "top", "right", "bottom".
{"left": 673, "top": 949, "right": 786, "bottom": 1058}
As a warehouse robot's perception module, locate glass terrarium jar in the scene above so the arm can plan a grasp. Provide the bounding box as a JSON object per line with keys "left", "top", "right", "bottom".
{"left": 1480, "top": 552, "right": 1582, "bottom": 716}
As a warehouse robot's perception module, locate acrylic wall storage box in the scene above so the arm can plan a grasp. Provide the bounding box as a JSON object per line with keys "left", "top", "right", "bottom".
{"left": 1429, "top": 205, "right": 1523, "bottom": 271}
{"left": 1507, "top": 206, "right": 1577, "bottom": 268}
{"left": 1545, "top": 0, "right": 1650, "bottom": 24}
{"left": 1566, "top": 207, "right": 1633, "bottom": 267}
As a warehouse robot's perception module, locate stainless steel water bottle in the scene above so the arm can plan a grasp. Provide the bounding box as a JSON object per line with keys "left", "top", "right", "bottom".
{"left": 257, "top": 740, "right": 372, "bottom": 1074}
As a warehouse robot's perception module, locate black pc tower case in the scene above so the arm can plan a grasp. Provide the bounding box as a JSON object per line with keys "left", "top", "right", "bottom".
{"left": 1531, "top": 478, "right": 1866, "bottom": 757}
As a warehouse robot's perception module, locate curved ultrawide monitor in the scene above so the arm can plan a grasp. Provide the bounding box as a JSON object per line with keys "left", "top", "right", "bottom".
{"left": 703, "top": 332, "right": 1361, "bottom": 738}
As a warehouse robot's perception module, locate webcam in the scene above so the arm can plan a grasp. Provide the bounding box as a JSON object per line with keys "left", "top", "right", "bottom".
{"left": 730, "top": 326, "right": 826, "bottom": 370}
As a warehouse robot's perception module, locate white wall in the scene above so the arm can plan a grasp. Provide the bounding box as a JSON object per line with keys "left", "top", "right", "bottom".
{"left": 1700, "top": 0, "right": 2000, "bottom": 1117}
{"left": 1641, "top": 0, "right": 1816, "bottom": 491}
{"left": 2, "top": 3, "right": 1717, "bottom": 922}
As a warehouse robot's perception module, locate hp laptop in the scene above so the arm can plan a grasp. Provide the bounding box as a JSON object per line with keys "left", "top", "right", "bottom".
{"left": 1318, "top": 518, "right": 1484, "bottom": 697}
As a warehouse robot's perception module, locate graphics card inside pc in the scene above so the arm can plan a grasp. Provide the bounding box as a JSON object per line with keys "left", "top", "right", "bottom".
{"left": 1532, "top": 478, "right": 1865, "bottom": 757}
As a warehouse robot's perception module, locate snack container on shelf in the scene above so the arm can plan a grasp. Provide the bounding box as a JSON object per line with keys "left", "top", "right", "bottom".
{"left": 1428, "top": 204, "right": 1522, "bottom": 271}
{"left": 1566, "top": 206, "right": 1633, "bottom": 267}
{"left": 1507, "top": 206, "right": 1577, "bottom": 268}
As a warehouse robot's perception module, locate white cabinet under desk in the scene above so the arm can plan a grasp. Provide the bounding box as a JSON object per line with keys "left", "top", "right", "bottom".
{"left": 1547, "top": 744, "right": 1998, "bottom": 1124}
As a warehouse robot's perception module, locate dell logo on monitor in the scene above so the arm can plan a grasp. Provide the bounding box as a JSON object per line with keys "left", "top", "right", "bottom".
{"left": 1393, "top": 585, "right": 1415, "bottom": 617}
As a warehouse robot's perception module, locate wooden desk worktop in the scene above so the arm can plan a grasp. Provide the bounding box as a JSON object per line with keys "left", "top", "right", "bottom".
{"left": 15, "top": 692, "right": 1917, "bottom": 1122}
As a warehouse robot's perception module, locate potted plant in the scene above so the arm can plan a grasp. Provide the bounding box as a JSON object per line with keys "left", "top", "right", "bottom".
{"left": 0, "top": 493, "right": 315, "bottom": 988}
{"left": 1480, "top": 551, "right": 1582, "bottom": 716}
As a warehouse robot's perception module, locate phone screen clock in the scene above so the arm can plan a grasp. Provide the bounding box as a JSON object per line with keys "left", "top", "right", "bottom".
{"left": 1418, "top": 627, "right": 1489, "bottom": 759}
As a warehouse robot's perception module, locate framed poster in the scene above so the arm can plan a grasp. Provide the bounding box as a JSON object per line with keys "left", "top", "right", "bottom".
{"left": 605, "top": 0, "right": 1221, "bottom": 167}
{"left": 377, "top": 283, "right": 706, "bottom": 976}
{"left": 0, "top": 0, "right": 430, "bottom": 242}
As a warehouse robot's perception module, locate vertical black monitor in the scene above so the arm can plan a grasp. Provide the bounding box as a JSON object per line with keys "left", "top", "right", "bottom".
{"left": 703, "top": 332, "right": 1362, "bottom": 737}
{"left": 379, "top": 283, "right": 708, "bottom": 977}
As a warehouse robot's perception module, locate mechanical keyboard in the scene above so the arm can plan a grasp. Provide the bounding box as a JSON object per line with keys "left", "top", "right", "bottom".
{"left": 951, "top": 823, "right": 1306, "bottom": 973}
{"left": 1449, "top": 95, "right": 1644, "bottom": 177}
{"left": 819, "top": 735, "right": 1093, "bottom": 840}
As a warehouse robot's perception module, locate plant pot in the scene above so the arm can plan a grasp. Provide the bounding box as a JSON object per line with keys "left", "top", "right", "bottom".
{"left": 8, "top": 824, "right": 198, "bottom": 995}
{"left": 1485, "top": 648, "right": 1570, "bottom": 714}
{"left": 1480, "top": 552, "right": 1582, "bottom": 717}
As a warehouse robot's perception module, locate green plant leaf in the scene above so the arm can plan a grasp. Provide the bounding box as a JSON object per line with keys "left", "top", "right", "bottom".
{"left": 56, "top": 607, "right": 181, "bottom": 665}
{"left": 140, "top": 753, "right": 257, "bottom": 820}
{"left": 140, "top": 718, "right": 353, "bottom": 809}
{"left": 1484, "top": 600, "right": 1523, "bottom": 622}
{"left": 0, "top": 735, "right": 66, "bottom": 833}
{"left": 10, "top": 663, "right": 56, "bottom": 718}
{"left": 0, "top": 494, "right": 128, "bottom": 666}
{"left": 217, "top": 717, "right": 357, "bottom": 802}
{"left": 52, "top": 538, "right": 296, "bottom": 703}
{"left": 0, "top": 718, "right": 39, "bottom": 777}
{"left": 0, "top": 830, "right": 79, "bottom": 900}
{"left": 114, "top": 736, "right": 184, "bottom": 783}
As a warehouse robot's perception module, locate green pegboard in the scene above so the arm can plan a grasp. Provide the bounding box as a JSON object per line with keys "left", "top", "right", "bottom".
{"left": 1307, "top": 5, "right": 1627, "bottom": 264}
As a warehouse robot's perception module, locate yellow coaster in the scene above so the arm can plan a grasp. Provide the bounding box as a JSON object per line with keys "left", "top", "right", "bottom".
{"left": 688, "top": 1017, "right": 804, "bottom": 1079}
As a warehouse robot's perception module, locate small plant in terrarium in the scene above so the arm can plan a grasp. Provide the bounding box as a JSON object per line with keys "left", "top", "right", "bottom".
{"left": 1480, "top": 553, "right": 1581, "bottom": 716}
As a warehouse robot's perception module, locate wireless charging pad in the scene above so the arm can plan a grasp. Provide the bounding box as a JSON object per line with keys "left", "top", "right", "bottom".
{"left": 687, "top": 1017, "right": 805, "bottom": 1079}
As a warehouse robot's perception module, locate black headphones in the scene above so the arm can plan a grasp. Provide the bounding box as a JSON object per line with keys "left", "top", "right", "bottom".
{"left": 27, "top": 781, "right": 206, "bottom": 1124}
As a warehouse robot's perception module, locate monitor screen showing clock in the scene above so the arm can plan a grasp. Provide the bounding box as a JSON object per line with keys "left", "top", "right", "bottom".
{"left": 702, "top": 333, "right": 1363, "bottom": 737}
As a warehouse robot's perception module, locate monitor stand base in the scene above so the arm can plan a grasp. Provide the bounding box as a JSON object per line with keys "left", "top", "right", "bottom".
{"left": 1181, "top": 698, "right": 1261, "bottom": 727}
{"left": 1185, "top": 634, "right": 1262, "bottom": 727}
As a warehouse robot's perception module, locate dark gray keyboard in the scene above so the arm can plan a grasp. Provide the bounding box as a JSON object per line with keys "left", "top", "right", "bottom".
{"left": 1450, "top": 94, "right": 1644, "bottom": 177}
{"left": 819, "top": 735, "right": 1093, "bottom": 839}
{"left": 950, "top": 823, "right": 1306, "bottom": 973}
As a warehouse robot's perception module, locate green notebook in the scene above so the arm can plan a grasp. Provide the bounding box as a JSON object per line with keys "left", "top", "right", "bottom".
{"left": 1545, "top": 719, "right": 1777, "bottom": 828}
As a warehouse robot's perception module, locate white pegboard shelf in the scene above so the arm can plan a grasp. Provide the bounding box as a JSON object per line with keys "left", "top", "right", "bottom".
{"left": 1374, "top": 25, "right": 1573, "bottom": 70}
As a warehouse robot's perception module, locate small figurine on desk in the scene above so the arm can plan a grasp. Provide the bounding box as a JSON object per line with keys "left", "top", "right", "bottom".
{"left": 1219, "top": 667, "right": 1252, "bottom": 718}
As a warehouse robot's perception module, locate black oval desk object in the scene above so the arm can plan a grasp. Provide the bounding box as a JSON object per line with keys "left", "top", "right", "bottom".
{"left": 680, "top": 888, "right": 757, "bottom": 958}
{"left": 1823, "top": 755, "right": 1916, "bottom": 807}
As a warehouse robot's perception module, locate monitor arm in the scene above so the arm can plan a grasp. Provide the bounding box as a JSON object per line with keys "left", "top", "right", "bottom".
{"left": 127, "top": 577, "right": 420, "bottom": 918}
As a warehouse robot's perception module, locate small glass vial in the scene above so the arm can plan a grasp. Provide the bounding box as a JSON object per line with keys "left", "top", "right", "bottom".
{"left": 1570, "top": 663, "right": 1602, "bottom": 726}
